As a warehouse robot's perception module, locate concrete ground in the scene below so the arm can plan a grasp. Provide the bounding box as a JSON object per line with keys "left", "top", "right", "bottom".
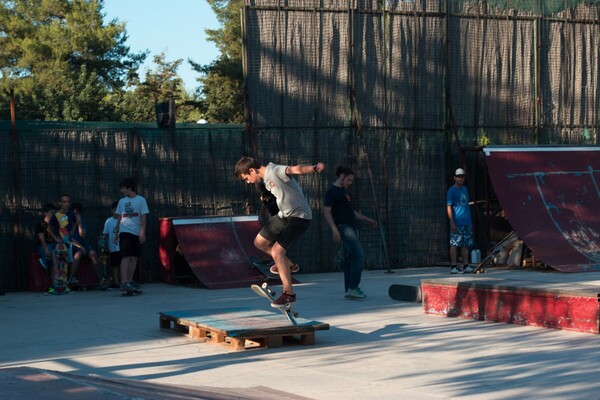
{"left": 2, "top": 266, "right": 600, "bottom": 399}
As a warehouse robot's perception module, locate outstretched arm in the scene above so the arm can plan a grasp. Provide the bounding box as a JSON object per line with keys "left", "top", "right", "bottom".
{"left": 355, "top": 211, "right": 377, "bottom": 228}
{"left": 286, "top": 162, "right": 325, "bottom": 175}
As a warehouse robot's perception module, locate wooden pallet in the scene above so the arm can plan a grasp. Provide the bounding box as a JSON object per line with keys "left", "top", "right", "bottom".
{"left": 159, "top": 307, "right": 329, "bottom": 351}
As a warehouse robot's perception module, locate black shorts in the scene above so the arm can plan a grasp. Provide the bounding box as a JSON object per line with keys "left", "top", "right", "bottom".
{"left": 119, "top": 232, "right": 142, "bottom": 258}
{"left": 109, "top": 251, "right": 122, "bottom": 267}
{"left": 259, "top": 216, "right": 311, "bottom": 250}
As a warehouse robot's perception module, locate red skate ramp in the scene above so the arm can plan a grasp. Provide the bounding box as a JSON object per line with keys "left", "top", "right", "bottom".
{"left": 162, "top": 216, "right": 271, "bottom": 289}
{"left": 484, "top": 146, "right": 600, "bottom": 272}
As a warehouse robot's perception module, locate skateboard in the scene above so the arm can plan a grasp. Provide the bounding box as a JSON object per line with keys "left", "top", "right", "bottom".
{"left": 250, "top": 256, "right": 277, "bottom": 280}
{"left": 251, "top": 283, "right": 298, "bottom": 325}
{"left": 97, "top": 236, "right": 112, "bottom": 290}
{"left": 388, "top": 284, "right": 422, "bottom": 302}
{"left": 470, "top": 258, "right": 491, "bottom": 274}
{"left": 52, "top": 243, "right": 70, "bottom": 294}
{"left": 122, "top": 288, "right": 142, "bottom": 296}
{"left": 469, "top": 231, "right": 518, "bottom": 274}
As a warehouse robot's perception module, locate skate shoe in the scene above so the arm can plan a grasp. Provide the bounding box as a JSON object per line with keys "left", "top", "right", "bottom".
{"left": 450, "top": 266, "right": 464, "bottom": 274}
{"left": 269, "top": 263, "right": 300, "bottom": 275}
{"left": 345, "top": 288, "right": 367, "bottom": 299}
{"left": 271, "top": 291, "right": 296, "bottom": 308}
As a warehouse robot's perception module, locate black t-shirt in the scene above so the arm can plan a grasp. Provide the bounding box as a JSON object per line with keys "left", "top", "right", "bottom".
{"left": 35, "top": 221, "right": 53, "bottom": 245}
{"left": 324, "top": 185, "right": 357, "bottom": 227}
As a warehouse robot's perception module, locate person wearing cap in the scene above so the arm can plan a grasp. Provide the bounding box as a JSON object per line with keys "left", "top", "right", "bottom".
{"left": 446, "top": 168, "right": 474, "bottom": 274}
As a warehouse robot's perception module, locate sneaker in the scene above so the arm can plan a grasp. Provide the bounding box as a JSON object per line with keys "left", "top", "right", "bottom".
{"left": 269, "top": 263, "right": 300, "bottom": 275}
{"left": 450, "top": 266, "right": 464, "bottom": 274}
{"left": 38, "top": 257, "right": 48, "bottom": 270}
{"left": 463, "top": 265, "right": 475, "bottom": 273}
{"left": 345, "top": 288, "right": 367, "bottom": 299}
{"left": 271, "top": 291, "right": 296, "bottom": 308}
{"left": 120, "top": 282, "right": 135, "bottom": 292}
{"left": 68, "top": 276, "right": 79, "bottom": 284}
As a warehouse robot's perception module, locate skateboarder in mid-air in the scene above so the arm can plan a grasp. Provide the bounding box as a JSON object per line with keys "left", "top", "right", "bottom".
{"left": 235, "top": 156, "right": 324, "bottom": 307}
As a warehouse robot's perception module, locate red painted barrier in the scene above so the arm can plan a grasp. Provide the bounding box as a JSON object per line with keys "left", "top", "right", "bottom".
{"left": 422, "top": 278, "right": 600, "bottom": 334}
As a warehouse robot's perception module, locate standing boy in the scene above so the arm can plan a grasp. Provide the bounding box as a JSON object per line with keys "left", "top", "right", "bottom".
{"left": 234, "top": 156, "right": 324, "bottom": 307}
{"left": 102, "top": 201, "right": 122, "bottom": 287}
{"left": 446, "top": 168, "right": 474, "bottom": 274}
{"left": 323, "top": 166, "right": 377, "bottom": 299}
{"left": 115, "top": 178, "right": 149, "bottom": 292}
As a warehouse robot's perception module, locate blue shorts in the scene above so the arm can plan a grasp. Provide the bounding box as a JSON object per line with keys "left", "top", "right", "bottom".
{"left": 449, "top": 225, "right": 473, "bottom": 248}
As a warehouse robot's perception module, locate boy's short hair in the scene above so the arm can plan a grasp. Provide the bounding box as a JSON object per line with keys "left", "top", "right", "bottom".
{"left": 234, "top": 156, "right": 261, "bottom": 179}
{"left": 119, "top": 178, "right": 136, "bottom": 191}
{"left": 111, "top": 201, "right": 119, "bottom": 210}
{"left": 43, "top": 203, "right": 57, "bottom": 213}
{"left": 57, "top": 193, "right": 70, "bottom": 201}
{"left": 335, "top": 165, "right": 355, "bottom": 178}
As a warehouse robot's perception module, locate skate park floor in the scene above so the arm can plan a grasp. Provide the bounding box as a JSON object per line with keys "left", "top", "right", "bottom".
{"left": 2, "top": 266, "right": 600, "bottom": 399}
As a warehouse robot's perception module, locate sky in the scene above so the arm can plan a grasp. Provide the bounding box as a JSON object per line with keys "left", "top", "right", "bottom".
{"left": 102, "top": 0, "right": 221, "bottom": 93}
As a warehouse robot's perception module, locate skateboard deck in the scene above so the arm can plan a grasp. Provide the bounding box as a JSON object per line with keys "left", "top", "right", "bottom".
{"left": 251, "top": 283, "right": 298, "bottom": 326}
{"left": 388, "top": 284, "right": 422, "bottom": 302}
{"left": 97, "top": 236, "right": 111, "bottom": 290}
{"left": 250, "top": 256, "right": 277, "bottom": 280}
{"left": 52, "top": 243, "right": 70, "bottom": 294}
{"left": 469, "top": 232, "right": 518, "bottom": 274}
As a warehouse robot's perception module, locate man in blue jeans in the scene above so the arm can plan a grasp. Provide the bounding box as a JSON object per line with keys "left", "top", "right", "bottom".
{"left": 324, "top": 166, "right": 377, "bottom": 299}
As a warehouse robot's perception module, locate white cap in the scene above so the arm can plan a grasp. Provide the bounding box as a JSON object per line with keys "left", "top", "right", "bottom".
{"left": 455, "top": 168, "right": 466, "bottom": 176}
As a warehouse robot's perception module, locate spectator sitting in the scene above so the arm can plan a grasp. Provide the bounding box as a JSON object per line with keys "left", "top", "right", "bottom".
{"left": 36, "top": 203, "right": 58, "bottom": 275}
{"left": 70, "top": 202, "right": 100, "bottom": 283}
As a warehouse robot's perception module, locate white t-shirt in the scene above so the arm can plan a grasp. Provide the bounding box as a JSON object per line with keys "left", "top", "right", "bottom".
{"left": 116, "top": 195, "right": 149, "bottom": 236}
{"left": 103, "top": 216, "right": 120, "bottom": 252}
{"left": 263, "top": 163, "right": 312, "bottom": 220}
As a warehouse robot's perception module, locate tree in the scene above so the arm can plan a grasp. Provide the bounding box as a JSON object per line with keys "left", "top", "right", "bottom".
{"left": 138, "top": 53, "right": 183, "bottom": 104}
{"left": 193, "top": 56, "right": 243, "bottom": 124}
{"left": 114, "top": 52, "right": 204, "bottom": 123}
{"left": 193, "top": 0, "right": 244, "bottom": 124}
{"left": 0, "top": 0, "right": 146, "bottom": 120}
